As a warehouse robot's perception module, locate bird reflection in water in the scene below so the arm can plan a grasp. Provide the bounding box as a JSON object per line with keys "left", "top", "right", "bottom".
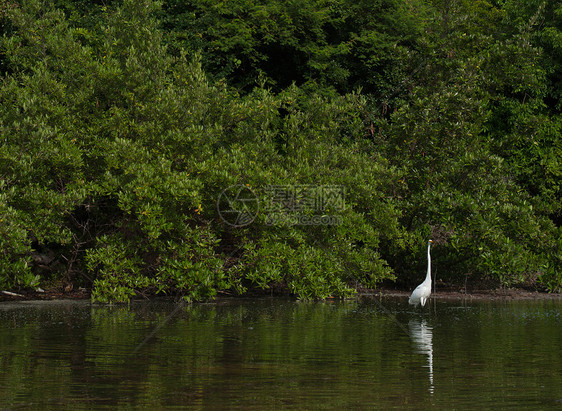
{"left": 409, "top": 319, "right": 434, "bottom": 394}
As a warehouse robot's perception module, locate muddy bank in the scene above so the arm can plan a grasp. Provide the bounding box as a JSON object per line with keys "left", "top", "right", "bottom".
{"left": 1, "top": 286, "right": 561, "bottom": 303}
{"left": 1, "top": 288, "right": 91, "bottom": 302}
{"left": 362, "top": 288, "right": 562, "bottom": 301}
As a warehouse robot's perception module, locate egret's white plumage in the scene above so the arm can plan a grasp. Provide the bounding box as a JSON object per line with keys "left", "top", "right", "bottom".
{"left": 408, "top": 240, "right": 433, "bottom": 307}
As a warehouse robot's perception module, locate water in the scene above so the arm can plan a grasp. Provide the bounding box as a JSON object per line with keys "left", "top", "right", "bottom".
{"left": 0, "top": 297, "right": 560, "bottom": 409}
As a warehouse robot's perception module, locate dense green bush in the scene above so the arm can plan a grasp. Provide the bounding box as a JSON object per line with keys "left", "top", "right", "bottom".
{"left": 0, "top": 0, "right": 560, "bottom": 301}
{"left": 160, "top": 0, "right": 430, "bottom": 95}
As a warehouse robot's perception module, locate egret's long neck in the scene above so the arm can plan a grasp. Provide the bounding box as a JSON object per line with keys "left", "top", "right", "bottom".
{"left": 424, "top": 243, "right": 432, "bottom": 283}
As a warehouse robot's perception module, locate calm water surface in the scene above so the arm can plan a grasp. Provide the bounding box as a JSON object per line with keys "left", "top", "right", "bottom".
{"left": 0, "top": 297, "right": 561, "bottom": 409}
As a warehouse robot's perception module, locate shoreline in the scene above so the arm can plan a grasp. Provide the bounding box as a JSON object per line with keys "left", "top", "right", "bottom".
{"left": 1, "top": 287, "right": 561, "bottom": 303}
{"left": 360, "top": 288, "right": 562, "bottom": 301}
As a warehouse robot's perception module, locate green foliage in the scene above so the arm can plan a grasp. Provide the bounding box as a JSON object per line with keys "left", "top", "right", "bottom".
{"left": 0, "top": 0, "right": 561, "bottom": 301}
{"left": 0, "top": 184, "right": 34, "bottom": 288}
{"left": 160, "top": 0, "right": 429, "bottom": 94}
{"left": 373, "top": 0, "right": 562, "bottom": 291}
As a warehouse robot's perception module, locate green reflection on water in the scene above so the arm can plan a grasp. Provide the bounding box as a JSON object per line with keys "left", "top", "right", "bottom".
{"left": 0, "top": 298, "right": 560, "bottom": 409}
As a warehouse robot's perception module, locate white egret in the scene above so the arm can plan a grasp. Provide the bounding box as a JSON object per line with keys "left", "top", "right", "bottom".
{"left": 408, "top": 240, "right": 433, "bottom": 307}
